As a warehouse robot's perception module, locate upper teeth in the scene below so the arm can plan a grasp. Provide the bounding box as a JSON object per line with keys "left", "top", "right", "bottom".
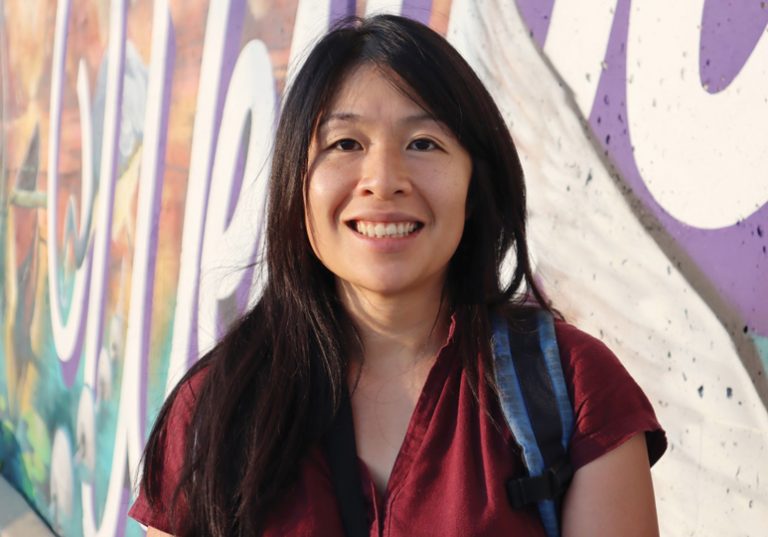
{"left": 355, "top": 221, "right": 418, "bottom": 238}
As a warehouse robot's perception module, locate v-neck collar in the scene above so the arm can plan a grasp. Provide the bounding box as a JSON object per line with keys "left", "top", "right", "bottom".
{"left": 357, "top": 315, "right": 459, "bottom": 533}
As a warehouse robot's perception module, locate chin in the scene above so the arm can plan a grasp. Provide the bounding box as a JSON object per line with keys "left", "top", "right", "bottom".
{"left": 357, "top": 280, "right": 415, "bottom": 297}
{"left": 341, "top": 270, "right": 444, "bottom": 300}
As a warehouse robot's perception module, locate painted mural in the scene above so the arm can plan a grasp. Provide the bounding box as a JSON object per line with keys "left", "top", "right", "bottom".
{"left": 0, "top": 0, "right": 765, "bottom": 535}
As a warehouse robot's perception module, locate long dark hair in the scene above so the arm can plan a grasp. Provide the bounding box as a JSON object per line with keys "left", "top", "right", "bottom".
{"left": 139, "top": 14, "right": 549, "bottom": 536}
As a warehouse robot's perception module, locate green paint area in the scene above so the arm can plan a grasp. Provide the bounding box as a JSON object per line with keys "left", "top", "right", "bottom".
{"left": 752, "top": 333, "right": 768, "bottom": 377}
{"left": 0, "top": 419, "right": 34, "bottom": 498}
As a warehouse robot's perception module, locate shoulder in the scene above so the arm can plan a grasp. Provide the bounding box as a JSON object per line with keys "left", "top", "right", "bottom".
{"left": 553, "top": 320, "right": 628, "bottom": 389}
{"left": 128, "top": 363, "right": 210, "bottom": 532}
{"left": 169, "top": 364, "right": 210, "bottom": 420}
{"left": 552, "top": 320, "right": 667, "bottom": 470}
{"left": 553, "top": 319, "right": 641, "bottom": 393}
{"left": 153, "top": 363, "right": 211, "bottom": 443}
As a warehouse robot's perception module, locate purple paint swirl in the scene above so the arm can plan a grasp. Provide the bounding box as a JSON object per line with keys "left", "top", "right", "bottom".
{"left": 514, "top": 0, "right": 556, "bottom": 47}
{"left": 700, "top": 0, "right": 768, "bottom": 93}
{"left": 586, "top": 0, "right": 768, "bottom": 370}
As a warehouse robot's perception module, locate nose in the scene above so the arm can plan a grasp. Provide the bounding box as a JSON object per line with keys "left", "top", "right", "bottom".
{"left": 356, "top": 143, "right": 412, "bottom": 199}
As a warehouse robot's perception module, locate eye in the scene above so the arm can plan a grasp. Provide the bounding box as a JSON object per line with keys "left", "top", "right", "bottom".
{"left": 332, "top": 138, "right": 362, "bottom": 151}
{"left": 408, "top": 138, "right": 439, "bottom": 151}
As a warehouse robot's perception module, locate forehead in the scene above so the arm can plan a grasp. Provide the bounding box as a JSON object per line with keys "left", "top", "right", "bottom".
{"left": 320, "top": 65, "right": 434, "bottom": 125}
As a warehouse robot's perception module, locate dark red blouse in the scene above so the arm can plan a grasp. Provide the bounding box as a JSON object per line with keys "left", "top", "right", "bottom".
{"left": 129, "top": 320, "right": 666, "bottom": 536}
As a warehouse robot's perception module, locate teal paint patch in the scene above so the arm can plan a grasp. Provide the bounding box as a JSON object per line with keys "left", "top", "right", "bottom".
{"left": 751, "top": 333, "right": 768, "bottom": 376}
{"left": 0, "top": 419, "right": 34, "bottom": 498}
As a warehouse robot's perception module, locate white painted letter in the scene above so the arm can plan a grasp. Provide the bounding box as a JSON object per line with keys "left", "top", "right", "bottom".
{"left": 47, "top": 0, "right": 95, "bottom": 369}
{"left": 81, "top": 0, "right": 174, "bottom": 534}
{"left": 543, "top": 0, "right": 618, "bottom": 116}
{"left": 198, "top": 39, "right": 275, "bottom": 353}
{"left": 166, "top": 0, "right": 246, "bottom": 395}
{"left": 626, "top": 0, "right": 768, "bottom": 228}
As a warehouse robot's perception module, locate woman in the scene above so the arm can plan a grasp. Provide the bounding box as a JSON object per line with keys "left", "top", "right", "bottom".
{"left": 130, "top": 14, "right": 666, "bottom": 537}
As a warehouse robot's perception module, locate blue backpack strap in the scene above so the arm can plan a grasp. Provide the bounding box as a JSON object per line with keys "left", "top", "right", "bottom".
{"left": 491, "top": 310, "right": 575, "bottom": 537}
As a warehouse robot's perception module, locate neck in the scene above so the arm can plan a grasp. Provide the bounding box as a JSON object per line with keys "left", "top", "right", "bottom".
{"left": 338, "top": 281, "right": 451, "bottom": 377}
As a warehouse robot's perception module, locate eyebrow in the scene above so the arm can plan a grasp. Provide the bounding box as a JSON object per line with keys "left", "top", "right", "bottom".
{"left": 317, "top": 111, "right": 438, "bottom": 130}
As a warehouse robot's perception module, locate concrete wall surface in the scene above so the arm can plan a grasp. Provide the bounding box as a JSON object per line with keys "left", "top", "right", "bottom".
{"left": 0, "top": 0, "right": 766, "bottom": 535}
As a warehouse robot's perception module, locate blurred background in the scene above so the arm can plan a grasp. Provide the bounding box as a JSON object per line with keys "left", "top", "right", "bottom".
{"left": 0, "top": 0, "right": 766, "bottom": 535}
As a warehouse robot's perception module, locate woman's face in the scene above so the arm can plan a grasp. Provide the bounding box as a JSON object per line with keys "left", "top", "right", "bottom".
{"left": 305, "top": 65, "right": 472, "bottom": 302}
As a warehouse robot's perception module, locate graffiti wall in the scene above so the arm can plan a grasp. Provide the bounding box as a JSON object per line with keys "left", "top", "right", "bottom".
{"left": 0, "top": 0, "right": 765, "bottom": 535}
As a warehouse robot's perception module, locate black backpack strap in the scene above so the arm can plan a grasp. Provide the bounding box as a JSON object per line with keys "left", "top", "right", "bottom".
{"left": 491, "top": 310, "right": 575, "bottom": 537}
{"left": 323, "top": 391, "right": 369, "bottom": 537}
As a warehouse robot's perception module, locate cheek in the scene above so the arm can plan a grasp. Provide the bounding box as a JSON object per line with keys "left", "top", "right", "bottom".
{"left": 432, "top": 156, "right": 471, "bottom": 213}
{"left": 306, "top": 188, "right": 333, "bottom": 236}
{"left": 441, "top": 179, "right": 471, "bottom": 219}
{"left": 306, "top": 165, "right": 351, "bottom": 223}
{"left": 307, "top": 166, "right": 356, "bottom": 233}
{"left": 444, "top": 182, "right": 471, "bottom": 247}
{"left": 304, "top": 208, "right": 319, "bottom": 256}
{"left": 304, "top": 181, "right": 327, "bottom": 257}
{"left": 305, "top": 175, "right": 347, "bottom": 262}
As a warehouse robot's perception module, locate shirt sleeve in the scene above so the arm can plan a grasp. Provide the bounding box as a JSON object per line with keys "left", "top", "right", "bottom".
{"left": 555, "top": 321, "right": 667, "bottom": 470}
{"left": 128, "top": 368, "right": 206, "bottom": 533}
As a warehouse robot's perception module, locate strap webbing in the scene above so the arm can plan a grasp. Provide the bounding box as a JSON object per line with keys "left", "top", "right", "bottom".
{"left": 536, "top": 312, "right": 575, "bottom": 454}
{"left": 492, "top": 310, "right": 574, "bottom": 537}
{"left": 323, "top": 392, "right": 369, "bottom": 537}
{"left": 507, "top": 314, "right": 564, "bottom": 468}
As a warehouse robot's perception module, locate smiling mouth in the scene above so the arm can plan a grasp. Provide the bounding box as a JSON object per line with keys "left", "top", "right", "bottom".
{"left": 348, "top": 220, "right": 424, "bottom": 238}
